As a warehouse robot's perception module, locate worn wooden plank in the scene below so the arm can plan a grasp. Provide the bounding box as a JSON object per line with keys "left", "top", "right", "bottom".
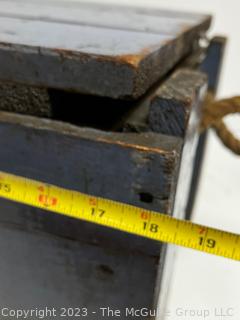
{"left": 0, "top": 224, "right": 160, "bottom": 317}
{"left": 123, "top": 69, "right": 207, "bottom": 136}
{"left": 148, "top": 69, "right": 207, "bottom": 137}
{"left": 0, "top": 112, "right": 181, "bottom": 213}
{"left": 0, "top": 111, "right": 183, "bottom": 317}
{"left": 0, "top": 0, "right": 211, "bottom": 98}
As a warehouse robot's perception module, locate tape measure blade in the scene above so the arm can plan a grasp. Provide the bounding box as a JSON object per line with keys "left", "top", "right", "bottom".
{"left": 0, "top": 171, "right": 239, "bottom": 262}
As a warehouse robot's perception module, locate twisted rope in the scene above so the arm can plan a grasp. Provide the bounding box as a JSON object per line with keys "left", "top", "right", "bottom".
{"left": 200, "top": 95, "right": 240, "bottom": 155}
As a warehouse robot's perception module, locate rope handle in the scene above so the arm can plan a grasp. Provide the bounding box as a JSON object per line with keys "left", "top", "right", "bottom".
{"left": 200, "top": 95, "right": 240, "bottom": 155}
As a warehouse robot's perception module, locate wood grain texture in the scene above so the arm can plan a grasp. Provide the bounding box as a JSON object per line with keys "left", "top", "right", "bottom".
{"left": 0, "top": 0, "right": 211, "bottom": 98}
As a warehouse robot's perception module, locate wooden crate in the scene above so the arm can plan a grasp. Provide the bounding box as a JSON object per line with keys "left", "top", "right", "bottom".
{"left": 0, "top": 2, "right": 226, "bottom": 319}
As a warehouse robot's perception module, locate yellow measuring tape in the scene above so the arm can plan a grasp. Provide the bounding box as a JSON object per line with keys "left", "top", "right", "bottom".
{"left": 0, "top": 171, "right": 239, "bottom": 261}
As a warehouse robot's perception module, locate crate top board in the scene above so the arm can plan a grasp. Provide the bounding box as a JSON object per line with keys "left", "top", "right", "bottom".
{"left": 0, "top": 0, "right": 211, "bottom": 99}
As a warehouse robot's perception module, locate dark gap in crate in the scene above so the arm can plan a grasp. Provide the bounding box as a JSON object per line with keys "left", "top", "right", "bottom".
{"left": 0, "top": 46, "right": 191, "bottom": 132}
{"left": 46, "top": 66, "right": 180, "bottom": 132}
{"left": 48, "top": 89, "right": 135, "bottom": 131}
{"left": 0, "top": 82, "right": 142, "bottom": 132}
{"left": 0, "top": 43, "right": 204, "bottom": 133}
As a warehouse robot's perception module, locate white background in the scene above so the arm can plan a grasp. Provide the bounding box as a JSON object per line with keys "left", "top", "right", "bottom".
{"left": 83, "top": 1, "right": 240, "bottom": 319}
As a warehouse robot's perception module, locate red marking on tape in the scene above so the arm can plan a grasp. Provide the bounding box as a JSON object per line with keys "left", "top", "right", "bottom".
{"left": 141, "top": 212, "right": 149, "bottom": 220}
{"left": 199, "top": 227, "right": 206, "bottom": 234}
{"left": 38, "top": 186, "right": 45, "bottom": 193}
{"left": 89, "top": 198, "right": 97, "bottom": 206}
{"left": 38, "top": 194, "right": 58, "bottom": 207}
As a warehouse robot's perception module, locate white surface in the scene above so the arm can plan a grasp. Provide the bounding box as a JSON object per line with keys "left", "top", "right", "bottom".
{"left": 86, "top": 0, "right": 240, "bottom": 319}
